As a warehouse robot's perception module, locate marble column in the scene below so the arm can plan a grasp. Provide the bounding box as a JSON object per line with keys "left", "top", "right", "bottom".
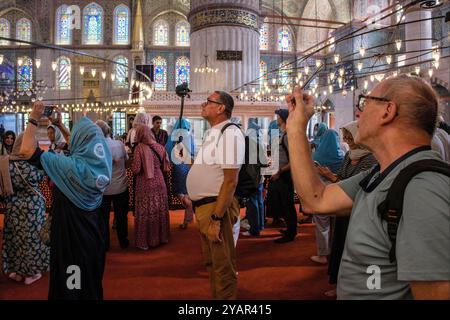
{"left": 405, "top": 8, "right": 433, "bottom": 64}
{"left": 188, "top": 0, "right": 260, "bottom": 93}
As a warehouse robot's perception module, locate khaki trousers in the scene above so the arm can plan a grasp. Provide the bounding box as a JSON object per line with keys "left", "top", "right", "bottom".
{"left": 195, "top": 197, "right": 240, "bottom": 300}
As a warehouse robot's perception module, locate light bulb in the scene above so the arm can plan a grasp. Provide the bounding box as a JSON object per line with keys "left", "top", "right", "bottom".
{"left": 52, "top": 61, "right": 57, "bottom": 71}
{"left": 351, "top": 85, "right": 354, "bottom": 91}
{"left": 80, "top": 66, "right": 85, "bottom": 75}
{"left": 328, "top": 85, "right": 333, "bottom": 94}
{"left": 102, "top": 71, "right": 106, "bottom": 79}
{"left": 67, "top": 65, "right": 72, "bottom": 72}
{"left": 17, "top": 57, "right": 23, "bottom": 66}
{"left": 359, "top": 47, "right": 365, "bottom": 57}
{"left": 0, "top": 54, "right": 3, "bottom": 64}
{"left": 35, "top": 58, "right": 41, "bottom": 69}
{"left": 395, "top": 39, "right": 402, "bottom": 51}
{"left": 338, "top": 77, "right": 343, "bottom": 85}
{"left": 339, "top": 68, "right": 345, "bottom": 77}
{"left": 357, "top": 62, "right": 363, "bottom": 72}
{"left": 386, "top": 55, "right": 392, "bottom": 65}
{"left": 370, "top": 74, "right": 375, "bottom": 82}
{"left": 433, "top": 61, "right": 439, "bottom": 69}
{"left": 428, "top": 68, "right": 433, "bottom": 77}
{"left": 364, "top": 80, "right": 368, "bottom": 90}
{"left": 111, "top": 73, "right": 116, "bottom": 81}
{"left": 305, "top": 66, "right": 309, "bottom": 75}
{"left": 91, "top": 69, "right": 96, "bottom": 77}
{"left": 342, "top": 90, "right": 347, "bottom": 97}
{"left": 315, "top": 60, "right": 322, "bottom": 68}
{"left": 415, "top": 66, "right": 421, "bottom": 75}
{"left": 334, "top": 54, "right": 340, "bottom": 64}
{"left": 330, "top": 73, "right": 335, "bottom": 81}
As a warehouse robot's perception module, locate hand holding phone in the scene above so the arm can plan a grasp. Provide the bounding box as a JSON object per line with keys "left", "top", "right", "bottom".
{"left": 43, "top": 105, "right": 54, "bottom": 117}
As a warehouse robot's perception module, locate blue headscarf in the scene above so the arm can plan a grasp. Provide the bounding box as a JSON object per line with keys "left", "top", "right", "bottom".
{"left": 165, "top": 118, "right": 195, "bottom": 162}
{"left": 312, "top": 123, "right": 328, "bottom": 148}
{"left": 41, "top": 117, "right": 112, "bottom": 211}
{"left": 313, "top": 128, "right": 344, "bottom": 173}
{"left": 247, "top": 118, "right": 261, "bottom": 139}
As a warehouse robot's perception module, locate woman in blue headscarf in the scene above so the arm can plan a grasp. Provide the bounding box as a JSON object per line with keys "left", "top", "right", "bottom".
{"left": 311, "top": 123, "right": 328, "bottom": 151}
{"left": 20, "top": 103, "right": 112, "bottom": 300}
{"left": 166, "top": 118, "right": 196, "bottom": 229}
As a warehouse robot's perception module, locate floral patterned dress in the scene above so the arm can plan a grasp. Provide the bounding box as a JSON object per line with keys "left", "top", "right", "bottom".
{"left": 2, "top": 160, "right": 50, "bottom": 276}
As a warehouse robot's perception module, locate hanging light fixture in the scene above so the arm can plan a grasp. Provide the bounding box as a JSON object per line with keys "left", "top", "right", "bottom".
{"left": 328, "top": 85, "right": 333, "bottom": 94}
{"left": 79, "top": 66, "right": 85, "bottom": 75}
{"left": 329, "top": 73, "right": 335, "bottom": 81}
{"left": 315, "top": 60, "right": 322, "bottom": 68}
{"left": 395, "top": 39, "right": 402, "bottom": 51}
{"left": 364, "top": 80, "right": 369, "bottom": 90}
{"left": 428, "top": 68, "right": 433, "bottom": 77}
{"left": 386, "top": 55, "right": 392, "bottom": 65}
{"left": 415, "top": 66, "right": 421, "bottom": 75}
{"left": 334, "top": 54, "right": 340, "bottom": 64}
{"left": 111, "top": 73, "right": 116, "bottom": 81}
{"left": 35, "top": 58, "right": 41, "bottom": 69}
{"left": 102, "top": 71, "right": 107, "bottom": 79}
{"left": 17, "top": 57, "right": 23, "bottom": 66}
{"left": 433, "top": 61, "right": 439, "bottom": 69}
{"left": 339, "top": 68, "right": 345, "bottom": 77}
{"left": 52, "top": 61, "right": 57, "bottom": 71}
{"left": 370, "top": 74, "right": 375, "bottom": 82}
{"left": 91, "top": 69, "right": 96, "bottom": 77}
{"left": 359, "top": 46, "right": 366, "bottom": 57}
{"left": 305, "top": 66, "right": 309, "bottom": 75}
{"left": 357, "top": 62, "right": 363, "bottom": 72}
{"left": 0, "top": 54, "right": 4, "bottom": 65}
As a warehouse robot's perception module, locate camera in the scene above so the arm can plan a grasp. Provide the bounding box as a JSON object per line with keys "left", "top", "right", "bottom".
{"left": 175, "top": 82, "right": 191, "bottom": 98}
{"left": 43, "top": 105, "right": 54, "bottom": 117}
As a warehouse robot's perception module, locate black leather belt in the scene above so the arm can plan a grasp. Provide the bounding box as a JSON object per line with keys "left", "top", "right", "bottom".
{"left": 192, "top": 196, "right": 217, "bottom": 209}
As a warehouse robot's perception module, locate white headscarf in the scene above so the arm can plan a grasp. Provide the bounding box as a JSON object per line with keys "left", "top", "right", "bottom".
{"left": 341, "top": 121, "right": 371, "bottom": 161}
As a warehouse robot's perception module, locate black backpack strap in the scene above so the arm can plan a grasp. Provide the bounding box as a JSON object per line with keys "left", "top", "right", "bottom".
{"left": 280, "top": 132, "right": 289, "bottom": 161}
{"left": 377, "top": 159, "right": 450, "bottom": 263}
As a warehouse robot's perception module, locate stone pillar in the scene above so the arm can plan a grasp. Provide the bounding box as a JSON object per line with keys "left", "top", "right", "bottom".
{"left": 405, "top": 8, "right": 432, "bottom": 64}
{"left": 188, "top": 0, "right": 260, "bottom": 93}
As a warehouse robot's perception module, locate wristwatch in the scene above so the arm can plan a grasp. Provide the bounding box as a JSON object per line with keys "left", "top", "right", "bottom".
{"left": 28, "top": 118, "right": 38, "bottom": 126}
{"left": 211, "top": 213, "right": 224, "bottom": 221}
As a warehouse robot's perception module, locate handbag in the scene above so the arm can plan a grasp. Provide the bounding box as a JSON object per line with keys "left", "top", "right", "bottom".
{"left": 13, "top": 162, "right": 51, "bottom": 246}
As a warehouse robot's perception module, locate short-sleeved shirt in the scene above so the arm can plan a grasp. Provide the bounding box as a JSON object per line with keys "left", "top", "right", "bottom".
{"left": 337, "top": 146, "right": 450, "bottom": 300}
{"left": 104, "top": 137, "right": 129, "bottom": 196}
{"left": 186, "top": 120, "right": 245, "bottom": 201}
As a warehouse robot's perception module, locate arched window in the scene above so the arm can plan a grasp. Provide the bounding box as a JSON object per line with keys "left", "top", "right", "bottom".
{"left": 278, "top": 61, "right": 291, "bottom": 86}
{"left": 16, "top": 18, "right": 31, "bottom": 44}
{"left": 152, "top": 56, "right": 167, "bottom": 90}
{"left": 175, "top": 56, "right": 190, "bottom": 86}
{"left": 56, "top": 56, "right": 71, "bottom": 90}
{"left": 83, "top": 2, "right": 103, "bottom": 45}
{"left": 176, "top": 21, "right": 189, "bottom": 46}
{"left": 56, "top": 5, "right": 73, "bottom": 45}
{"left": 0, "top": 18, "right": 10, "bottom": 45}
{"left": 277, "top": 26, "right": 293, "bottom": 52}
{"left": 17, "top": 56, "right": 33, "bottom": 91}
{"left": 114, "top": 56, "right": 128, "bottom": 88}
{"left": 114, "top": 5, "right": 130, "bottom": 45}
{"left": 259, "top": 19, "right": 269, "bottom": 50}
{"left": 153, "top": 19, "right": 169, "bottom": 46}
{"left": 259, "top": 60, "right": 267, "bottom": 87}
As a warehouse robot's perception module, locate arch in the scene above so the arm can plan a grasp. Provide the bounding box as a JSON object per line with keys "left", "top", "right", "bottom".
{"left": 114, "top": 4, "right": 130, "bottom": 45}
{"left": 0, "top": 18, "right": 10, "bottom": 45}
{"left": 175, "top": 56, "right": 190, "bottom": 86}
{"left": 56, "top": 56, "right": 71, "bottom": 90}
{"left": 82, "top": 2, "right": 103, "bottom": 45}
{"left": 152, "top": 56, "right": 167, "bottom": 90}
{"left": 55, "top": 5, "right": 73, "bottom": 45}
{"left": 153, "top": 19, "right": 169, "bottom": 46}
{"left": 175, "top": 20, "right": 189, "bottom": 46}
{"left": 16, "top": 17, "right": 31, "bottom": 44}
{"left": 114, "top": 56, "right": 129, "bottom": 88}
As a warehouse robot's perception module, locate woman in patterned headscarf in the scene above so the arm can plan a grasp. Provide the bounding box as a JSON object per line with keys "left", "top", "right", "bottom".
{"left": 20, "top": 103, "right": 112, "bottom": 300}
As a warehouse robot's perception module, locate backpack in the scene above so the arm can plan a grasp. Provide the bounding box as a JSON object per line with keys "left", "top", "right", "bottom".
{"left": 220, "top": 123, "right": 268, "bottom": 198}
{"left": 377, "top": 159, "right": 450, "bottom": 263}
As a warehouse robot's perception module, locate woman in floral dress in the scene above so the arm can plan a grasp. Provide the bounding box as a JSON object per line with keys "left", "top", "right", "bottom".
{"left": 132, "top": 125, "right": 170, "bottom": 250}
{"left": 1, "top": 134, "right": 49, "bottom": 285}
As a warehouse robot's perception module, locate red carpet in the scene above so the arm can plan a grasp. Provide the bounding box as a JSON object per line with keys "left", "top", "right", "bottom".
{"left": 0, "top": 210, "right": 335, "bottom": 300}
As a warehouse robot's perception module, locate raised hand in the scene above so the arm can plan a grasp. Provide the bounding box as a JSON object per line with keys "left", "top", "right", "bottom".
{"left": 286, "top": 85, "right": 315, "bottom": 133}
{"left": 30, "top": 101, "right": 45, "bottom": 120}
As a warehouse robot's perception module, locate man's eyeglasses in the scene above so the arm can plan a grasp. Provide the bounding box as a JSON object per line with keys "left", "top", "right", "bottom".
{"left": 205, "top": 98, "right": 222, "bottom": 105}
{"left": 357, "top": 94, "right": 390, "bottom": 112}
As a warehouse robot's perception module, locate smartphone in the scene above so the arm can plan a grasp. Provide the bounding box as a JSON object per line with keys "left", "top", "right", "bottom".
{"left": 43, "top": 105, "right": 54, "bottom": 117}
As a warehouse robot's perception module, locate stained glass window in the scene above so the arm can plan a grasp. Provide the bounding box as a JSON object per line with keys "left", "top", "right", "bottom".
{"left": 112, "top": 112, "right": 126, "bottom": 136}
{"left": 176, "top": 21, "right": 189, "bottom": 46}
{"left": 176, "top": 56, "right": 190, "bottom": 86}
{"left": 114, "top": 5, "right": 129, "bottom": 45}
{"left": 259, "top": 20, "right": 269, "bottom": 50}
{"left": 152, "top": 56, "right": 167, "bottom": 91}
{"left": 56, "top": 5, "right": 73, "bottom": 45}
{"left": 83, "top": 2, "right": 103, "bottom": 45}
{"left": 0, "top": 18, "right": 10, "bottom": 46}
{"left": 114, "top": 56, "right": 128, "bottom": 88}
{"left": 277, "top": 26, "right": 293, "bottom": 52}
{"left": 16, "top": 18, "right": 31, "bottom": 45}
{"left": 17, "top": 57, "right": 33, "bottom": 91}
{"left": 153, "top": 20, "right": 168, "bottom": 46}
{"left": 259, "top": 60, "right": 267, "bottom": 87}
{"left": 57, "top": 56, "right": 71, "bottom": 90}
{"left": 278, "top": 61, "right": 291, "bottom": 86}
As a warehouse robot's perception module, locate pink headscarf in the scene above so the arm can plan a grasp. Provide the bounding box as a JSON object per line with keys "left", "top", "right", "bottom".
{"left": 134, "top": 125, "right": 170, "bottom": 179}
